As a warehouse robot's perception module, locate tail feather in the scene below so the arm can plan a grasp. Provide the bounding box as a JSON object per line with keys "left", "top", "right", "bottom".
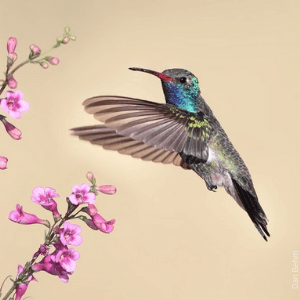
{"left": 231, "top": 177, "right": 270, "bottom": 241}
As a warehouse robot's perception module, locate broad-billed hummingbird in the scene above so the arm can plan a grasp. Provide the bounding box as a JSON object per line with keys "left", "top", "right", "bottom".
{"left": 72, "top": 67, "right": 270, "bottom": 241}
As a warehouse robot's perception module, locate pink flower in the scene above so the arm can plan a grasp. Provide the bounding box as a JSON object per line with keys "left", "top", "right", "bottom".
{"left": 29, "top": 44, "right": 41, "bottom": 56}
{"left": 31, "top": 187, "right": 60, "bottom": 219}
{"left": 58, "top": 222, "right": 83, "bottom": 246}
{"left": 15, "top": 265, "right": 36, "bottom": 300}
{"left": 53, "top": 247, "right": 80, "bottom": 272}
{"left": 7, "top": 77, "right": 17, "bottom": 89}
{"left": 7, "top": 37, "right": 17, "bottom": 54}
{"left": 0, "top": 118, "right": 22, "bottom": 140}
{"left": 0, "top": 156, "right": 8, "bottom": 170}
{"left": 1, "top": 90, "right": 29, "bottom": 119}
{"left": 9, "top": 204, "right": 49, "bottom": 226}
{"left": 69, "top": 184, "right": 95, "bottom": 205}
{"left": 98, "top": 185, "right": 117, "bottom": 195}
{"left": 92, "top": 213, "right": 116, "bottom": 234}
{"left": 32, "top": 254, "right": 72, "bottom": 283}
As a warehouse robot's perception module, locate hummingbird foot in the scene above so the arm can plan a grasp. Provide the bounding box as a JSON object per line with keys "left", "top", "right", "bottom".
{"left": 206, "top": 184, "right": 218, "bottom": 192}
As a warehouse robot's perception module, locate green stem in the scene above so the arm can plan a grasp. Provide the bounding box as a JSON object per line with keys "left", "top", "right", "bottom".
{"left": 2, "top": 282, "right": 17, "bottom": 300}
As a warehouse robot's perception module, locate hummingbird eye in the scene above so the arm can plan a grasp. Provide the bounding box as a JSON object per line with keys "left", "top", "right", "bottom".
{"left": 179, "top": 77, "right": 187, "bottom": 84}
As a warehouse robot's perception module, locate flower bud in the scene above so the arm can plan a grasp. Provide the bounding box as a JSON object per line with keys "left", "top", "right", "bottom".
{"left": 62, "top": 37, "right": 70, "bottom": 44}
{"left": 39, "top": 61, "right": 49, "bottom": 69}
{"left": 86, "top": 172, "right": 95, "bottom": 183}
{"left": 70, "top": 35, "right": 77, "bottom": 41}
{"left": 0, "top": 156, "right": 8, "bottom": 170}
{"left": 7, "top": 52, "right": 18, "bottom": 67}
{"left": 29, "top": 44, "right": 41, "bottom": 56}
{"left": 98, "top": 185, "right": 117, "bottom": 195}
{"left": 48, "top": 57, "right": 59, "bottom": 65}
{"left": 7, "top": 37, "right": 17, "bottom": 54}
{"left": 8, "top": 77, "right": 17, "bottom": 89}
{"left": 0, "top": 118, "right": 22, "bottom": 140}
{"left": 64, "top": 27, "right": 70, "bottom": 34}
{"left": 57, "top": 37, "right": 63, "bottom": 44}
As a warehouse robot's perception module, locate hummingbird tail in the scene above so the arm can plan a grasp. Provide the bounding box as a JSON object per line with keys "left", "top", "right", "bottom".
{"left": 231, "top": 178, "right": 270, "bottom": 241}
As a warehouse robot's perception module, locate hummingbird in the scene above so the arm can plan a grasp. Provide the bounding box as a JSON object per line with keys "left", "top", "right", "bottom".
{"left": 72, "top": 67, "right": 270, "bottom": 241}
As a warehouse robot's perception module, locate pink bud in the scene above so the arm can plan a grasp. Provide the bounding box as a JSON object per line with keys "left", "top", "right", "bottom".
{"left": 7, "top": 37, "right": 17, "bottom": 54}
{"left": 7, "top": 52, "right": 18, "bottom": 67}
{"left": 49, "top": 57, "right": 59, "bottom": 65}
{"left": 98, "top": 185, "right": 117, "bottom": 195}
{"left": 86, "top": 172, "right": 95, "bottom": 183}
{"left": 1, "top": 118, "right": 22, "bottom": 140}
{"left": 62, "top": 37, "right": 70, "bottom": 44}
{"left": 8, "top": 77, "right": 17, "bottom": 89}
{"left": 40, "top": 61, "right": 49, "bottom": 69}
{"left": 29, "top": 44, "right": 41, "bottom": 55}
{"left": 0, "top": 156, "right": 8, "bottom": 170}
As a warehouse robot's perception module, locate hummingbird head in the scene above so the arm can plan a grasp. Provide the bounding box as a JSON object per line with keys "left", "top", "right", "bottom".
{"left": 129, "top": 67, "right": 201, "bottom": 113}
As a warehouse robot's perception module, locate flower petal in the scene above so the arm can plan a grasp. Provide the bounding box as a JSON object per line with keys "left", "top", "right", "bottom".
{"left": 18, "top": 100, "right": 29, "bottom": 112}
{"left": 9, "top": 109, "right": 21, "bottom": 119}
{"left": 0, "top": 100, "right": 9, "bottom": 112}
{"left": 68, "top": 194, "right": 78, "bottom": 205}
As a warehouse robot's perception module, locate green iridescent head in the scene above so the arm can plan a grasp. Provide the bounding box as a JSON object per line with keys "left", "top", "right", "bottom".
{"left": 129, "top": 67, "right": 201, "bottom": 113}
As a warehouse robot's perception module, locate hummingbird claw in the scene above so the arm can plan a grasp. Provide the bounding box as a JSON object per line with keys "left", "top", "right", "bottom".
{"left": 207, "top": 185, "right": 218, "bottom": 192}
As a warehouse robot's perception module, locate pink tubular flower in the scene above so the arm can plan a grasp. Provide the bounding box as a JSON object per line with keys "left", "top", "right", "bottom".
{"left": 92, "top": 213, "right": 116, "bottom": 234}
{"left": 0, "top": 156, "right": 8, "bottom": 170}
{"left": 15, "top": 265, "right": 36, "bottom": 300}
{"left": 32, "top": 254, "right": 72, "bottom": 283}
{"left": 69, "top": 184, "right": 96, "bottom": 205}
{"left": 7, "top": 37, "right": 17, "bottom": 54}
{"left": 53, "top": 247, "right": 80, "bottom": 272}
{"left": 31, "top": 187, "right": 60, "bottom": 219}
{"left": 1, "top": 90, "right": 29, "bottom": 119}
{"left": 0, "top": 118, "right": 22, "bottom": 140}
{"left": 87, "top": 204, "right": 98, "bottom": 216}
{"left": 9, "top": 204, "right": 49, "bottom": 226}
{"left": 58, "top": 222, "right": 83, "bottom": 246}
{"left": 98, "top": 185, "right": 117, "bottom": 195}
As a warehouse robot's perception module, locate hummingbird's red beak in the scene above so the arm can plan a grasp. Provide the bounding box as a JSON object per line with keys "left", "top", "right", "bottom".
{"left": 129, "top": 67, "right": 173, "bottom": 82}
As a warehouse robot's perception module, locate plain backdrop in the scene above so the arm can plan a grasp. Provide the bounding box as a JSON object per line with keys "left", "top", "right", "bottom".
{"left": 0, "top": 0, "right": 299, "bottom": 299}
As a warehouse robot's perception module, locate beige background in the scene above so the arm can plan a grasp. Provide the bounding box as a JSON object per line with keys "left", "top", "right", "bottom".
{"left": 0, "top": 0, "right": 299, "bottom": 299}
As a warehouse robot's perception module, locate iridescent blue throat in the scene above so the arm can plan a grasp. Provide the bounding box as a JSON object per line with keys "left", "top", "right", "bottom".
{"left": 162, "top": 78, "right": 200, "bottom": 113}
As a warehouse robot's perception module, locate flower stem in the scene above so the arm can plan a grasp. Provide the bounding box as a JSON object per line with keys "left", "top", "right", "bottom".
{"left": 2, "top": 282, "right": 17, "bottom": 300}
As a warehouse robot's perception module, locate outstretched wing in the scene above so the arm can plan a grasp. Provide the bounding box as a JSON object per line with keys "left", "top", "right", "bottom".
{"left": 81, "top": 96, "right": 214, "bottom": 162}
{"left": 71, "top": 124, "right": 190, "bottom": 169}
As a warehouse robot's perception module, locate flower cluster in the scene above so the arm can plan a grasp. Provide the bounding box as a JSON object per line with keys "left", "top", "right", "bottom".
{"left": 0, "top": 27, "right": 76, "bottom": 170}
{"left": 1, "top": 172, "right": 116, "bottom": 300}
